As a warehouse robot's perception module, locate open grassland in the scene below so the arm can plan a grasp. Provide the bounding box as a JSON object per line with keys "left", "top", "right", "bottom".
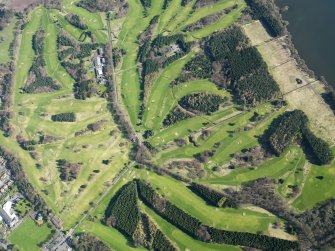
{"left": 0, "top": 17, "right": 16, "bottom": 64}
{"left": 143, "top": 51, "right": 195, "bottom": 130}
{"left": 4, "top": 0, "right": 335, "bottom": 248}
{"left": 14, "top": 8, "right": 43, "bottom": 92}
{"left": 9, "top": 218, "right": 53, "bottom": 251}
{"left": 117, "top": 0, "right": 246, "bottom": 126}
{"left": 116, "top": 0, "right": 164, "bottom": 125}
{"left": 185, "top": 2, "right": 246, "bottom": 41}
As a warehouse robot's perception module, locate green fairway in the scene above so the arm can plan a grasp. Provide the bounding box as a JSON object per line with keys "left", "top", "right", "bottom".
{"left": 15, "top": 8, "right": 43, "bottom": 91}
{"left": 9, "top": 218, "right": 53, "bottom": 251}
{"left": 6, "top": 5, "right": 131, "bottom": 229}
{"left": 0, "top": 17, "right": 16, "bottom": 64}
{"left": 143, "top": 51, "right": 195, "bottom": 130}
{"left": 142, "top": 204, "right": 242, "bottom": 251}
{"left": 135, "top": 169, "right": 277, "bottom": 233}
{"left": 155, "top": 104, "right": 284, "bottom": 165}
{"left": 3, "top": 0, "right": 333, "bottom": 249}
{"left": 116, "top": 0, "right": 160, "bottom": 125}
{"left": 205, "top": 146, "right": 305, "bottom": 186}
{"left": 293, "top": 150, "right": 335, "bottom": 210}
{"left": 62, "top": 0, "right": 107, "bottom": 43}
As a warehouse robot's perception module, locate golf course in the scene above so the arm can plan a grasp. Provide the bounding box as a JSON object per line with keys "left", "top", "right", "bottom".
{"left": 1, "top": 0, "right": 335, "bottom": 250}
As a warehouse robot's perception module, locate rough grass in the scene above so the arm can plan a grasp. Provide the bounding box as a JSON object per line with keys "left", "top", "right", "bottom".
{"left": 244, "top": 21, "right": 335, "bottom": 144}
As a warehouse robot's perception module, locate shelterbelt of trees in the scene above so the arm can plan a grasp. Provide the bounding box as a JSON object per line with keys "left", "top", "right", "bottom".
{"left": 104, "top": 179, "right": 298, "bottom": 250}
{"left": 262, "top": 110, "right": 333, "bottom": 165}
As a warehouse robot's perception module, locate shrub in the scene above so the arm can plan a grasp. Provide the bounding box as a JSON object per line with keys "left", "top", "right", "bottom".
{"left": 51, "top": 112, "right": 76, "bottom": 122}
{"left": 179, "top": 93, "right": 225, "bottom": 114}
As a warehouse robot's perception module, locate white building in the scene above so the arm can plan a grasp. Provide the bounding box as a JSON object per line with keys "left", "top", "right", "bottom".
{"left": 94, "top": 56, "right": 103, "bottom": 77}
{"left": 0, "top": 201, "right": 18, "bottom": 228}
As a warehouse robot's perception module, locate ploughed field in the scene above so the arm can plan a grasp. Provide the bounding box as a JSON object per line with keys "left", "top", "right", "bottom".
{"left": 2, "top": 0, "right": 335, "bottom": 250}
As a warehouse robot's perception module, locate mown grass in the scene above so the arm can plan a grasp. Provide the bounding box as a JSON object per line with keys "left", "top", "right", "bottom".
{"left": 9, "top": 218, "right": 53, "bottom": 251}
{"left": 142, "top": 204, "right": 242, "bottom": 251}
{"left": 185, "top": 2, "right": 246, "bottom": 41}
{"left": 293, "top": 148, "right": 335, "bottom": 210}
{"left": 206, "top": 146, "right": 304, "bottom": 186}
{"left": 177, "top": 0, "right": 243, "bottom": 32}
{"left": 155, "top": 104, "right": 283, "bottom": 165}
{"left": 6, "top": 5, "right": 130, "bottom": 229}
{"left": 149, "top": 106, "right": 237, "bottom": 147}
{"left": 62, "top": 0, "right": 107, "bottom": 43}
{"left": 0, "top": 17, "right": 17, "bottom": 64}
{"left": 116, "top": 0, "right": 163, "bottom": 126}
{"left": 136, "top": 169, "right": 277, "bottom": 233}
{"left": 143, "top": 52, "right": 195, "bottom": 130}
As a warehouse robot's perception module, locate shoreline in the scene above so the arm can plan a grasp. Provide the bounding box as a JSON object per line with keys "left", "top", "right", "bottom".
{"left": 273, "top": 0, "right": 334, "bottom": 92}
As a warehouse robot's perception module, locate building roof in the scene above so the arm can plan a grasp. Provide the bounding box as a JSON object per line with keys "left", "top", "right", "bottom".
{"left": 0, "top": 207, "right": 13, "bottom": 226}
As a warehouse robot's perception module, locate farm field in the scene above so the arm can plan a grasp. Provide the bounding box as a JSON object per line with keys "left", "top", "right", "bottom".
{"left": 1, "top": 0, "right": 335, "bottom": 250}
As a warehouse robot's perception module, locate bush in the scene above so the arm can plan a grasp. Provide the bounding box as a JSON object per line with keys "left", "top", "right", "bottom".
{"left": 51, "top": 112, "right": 76, "bottom": 122}
{"left": 179, "top": 93, "right": 225, "bottom": 114}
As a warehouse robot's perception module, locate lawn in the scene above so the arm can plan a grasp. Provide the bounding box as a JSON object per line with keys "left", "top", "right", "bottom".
{"left": 9, "top": 218, "right": 53, "bottom": 251}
